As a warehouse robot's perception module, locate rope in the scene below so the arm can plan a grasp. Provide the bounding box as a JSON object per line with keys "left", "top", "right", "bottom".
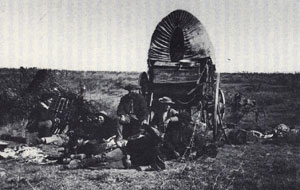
{"left": 180, "top": 121, "right": 197, "bottom": 161}
{"left": 180, "top": 106, "right": 202, "bottom": 160}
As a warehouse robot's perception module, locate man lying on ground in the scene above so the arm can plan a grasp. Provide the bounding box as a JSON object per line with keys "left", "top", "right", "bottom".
{"left": 66, "top": 111, "right": 116, "bottom": 156}
{"left": 62, "top": 124, "right": 165, "bottom": 171}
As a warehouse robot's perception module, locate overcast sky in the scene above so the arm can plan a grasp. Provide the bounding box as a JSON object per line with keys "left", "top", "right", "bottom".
{"left": 0, "top": 0, "right": 299, "bottom": 72}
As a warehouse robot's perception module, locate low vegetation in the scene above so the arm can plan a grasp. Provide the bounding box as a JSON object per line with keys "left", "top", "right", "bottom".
{"left": 1, "top": 68, "right": 300, "bottom": 189}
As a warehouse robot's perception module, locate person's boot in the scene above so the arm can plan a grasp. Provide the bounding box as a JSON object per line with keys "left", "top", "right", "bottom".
{"left": 155, "top": 155, "right": 166, "bottom": 170}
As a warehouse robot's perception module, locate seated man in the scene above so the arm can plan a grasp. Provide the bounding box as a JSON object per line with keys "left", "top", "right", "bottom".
{"left": 26, "top": 94, "right": 54, "bottom": 145}
{"left": 116, "top": 84, "right": 148, "bottom": 140}
{"left": 151, "top": 96, "right": 179, "bottom": 133}
{"left": 163, "top": 111, "right": 206, "bottom": 159}
{"left": 125, "top": 124, "right": 165, "bottom": 170}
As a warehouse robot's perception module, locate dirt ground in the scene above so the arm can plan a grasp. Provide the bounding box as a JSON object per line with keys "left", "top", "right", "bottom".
{"left": 1, "top": 71, "right": 300, "bottom": 189}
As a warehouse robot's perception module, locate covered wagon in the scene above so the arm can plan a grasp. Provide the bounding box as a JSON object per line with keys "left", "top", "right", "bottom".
{"left": 139, "top": 10, "right": 225, "bottom": 140}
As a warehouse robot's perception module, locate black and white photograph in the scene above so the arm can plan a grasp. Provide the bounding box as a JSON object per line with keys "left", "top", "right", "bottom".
{"left": 0, "top": 0, "right": 300, "bottom": 189}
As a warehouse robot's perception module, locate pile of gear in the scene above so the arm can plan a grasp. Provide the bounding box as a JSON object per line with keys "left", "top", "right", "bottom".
{"left": 225, "top": 123, "right": 300, "bottom": 145}
{"left": 0, "top": 145, "right": 58, "bottom": 164}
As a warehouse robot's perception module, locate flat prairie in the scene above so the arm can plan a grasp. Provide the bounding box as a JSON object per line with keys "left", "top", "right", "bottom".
{"left": 0, "top": 69, "right": 300, "bottom": 190}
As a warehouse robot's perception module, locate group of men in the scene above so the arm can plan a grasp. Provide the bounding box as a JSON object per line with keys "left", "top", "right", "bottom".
{"left": 25, "top": 83, "right": 204, "bottom": 170}
{"left": 116, "top": 84, "right": 179, "bottom": 139}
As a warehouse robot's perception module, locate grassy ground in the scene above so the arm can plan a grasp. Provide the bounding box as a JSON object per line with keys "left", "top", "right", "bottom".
{"left": 1, "top": 69, "right": 300, "bottom": 189}
{"left": 1, "top": 144, "right": 299, "bottom": 190}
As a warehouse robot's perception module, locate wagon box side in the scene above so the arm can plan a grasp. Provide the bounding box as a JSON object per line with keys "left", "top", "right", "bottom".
{"left": 150, "top": 61, "right": 202, "bottom": 84}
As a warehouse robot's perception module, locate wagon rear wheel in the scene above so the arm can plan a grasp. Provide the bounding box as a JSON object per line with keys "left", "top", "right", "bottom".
{"left": 213, "top": 73, "right": 226, "bottom": 141}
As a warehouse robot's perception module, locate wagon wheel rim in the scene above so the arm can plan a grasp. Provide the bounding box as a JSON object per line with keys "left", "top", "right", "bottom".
{"left": 215, "top": 89, "right": 226, "bottom": 142}
{"left": 213, "top": 73, "right": 226, "bottom": 141}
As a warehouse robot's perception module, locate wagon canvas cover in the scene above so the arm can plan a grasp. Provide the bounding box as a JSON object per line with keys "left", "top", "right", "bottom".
{"left": 148, "top": 10, "right": 214, "bottom": 64}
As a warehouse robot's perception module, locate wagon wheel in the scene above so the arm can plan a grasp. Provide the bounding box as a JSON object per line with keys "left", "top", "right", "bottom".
{"left": 213, "top": 73, "right": 226, "bottom": 141}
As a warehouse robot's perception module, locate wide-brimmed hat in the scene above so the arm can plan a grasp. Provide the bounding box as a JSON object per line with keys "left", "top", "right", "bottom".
{"left": 158, "top": 96, "right": 175, "bottom": 104}
{"left": 124, "top": 84, "right": 141, "bottom": 91}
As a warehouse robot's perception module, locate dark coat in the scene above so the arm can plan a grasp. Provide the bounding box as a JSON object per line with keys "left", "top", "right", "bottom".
{"left": 126, "top": 126, "right": 165, "bottom": 170}
{"left": 27, "top": 101, "right": 52, "bottom": 133}
{"left": 117, "top": 93, "right": 149, "bottom": 122}
{"left": 163, "top": 121, "right": 205, "bottom": 158}
{"left": 29, "top": 101, "right": 52, "bottom": 121}
{"left": 151, "top": 108, "right": 179, "bottom": 132}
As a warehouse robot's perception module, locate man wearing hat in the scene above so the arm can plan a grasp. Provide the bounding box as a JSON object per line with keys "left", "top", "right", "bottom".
{"left": 72, "top": 111, "right": 115, "bottom": 142}
{"left": 116, "top": 84, "right": 149, "bottom": 140}
{"left": 65, "top": 110, "right": 118, "bottom": 155}
{"left": 151, "top": 96, "right": 179, "bottom": 133}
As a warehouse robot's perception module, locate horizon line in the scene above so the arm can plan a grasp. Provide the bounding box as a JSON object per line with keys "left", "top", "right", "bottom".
{"left": 1, "top": 66, "right": 299, "bottom": 74}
